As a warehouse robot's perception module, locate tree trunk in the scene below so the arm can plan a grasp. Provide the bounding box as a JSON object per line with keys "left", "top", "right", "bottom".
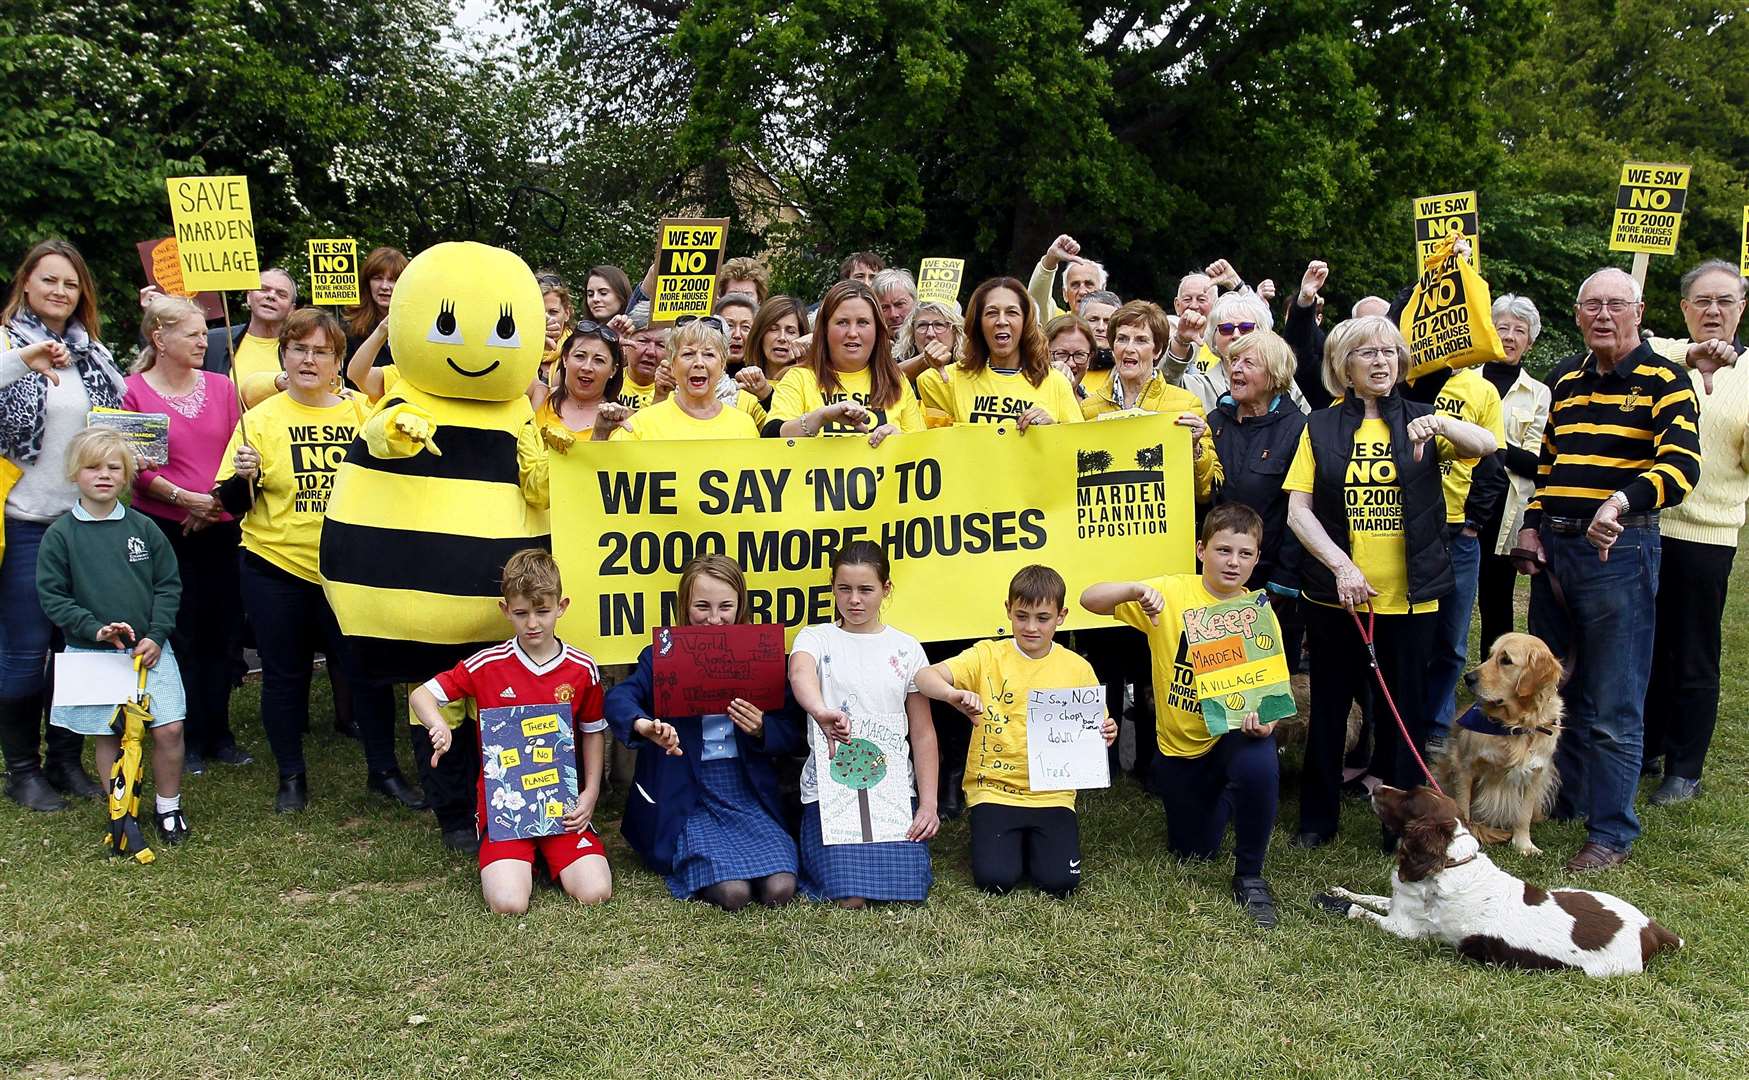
{"left": 858, "top": 788, "right": 873, "bottom": 843}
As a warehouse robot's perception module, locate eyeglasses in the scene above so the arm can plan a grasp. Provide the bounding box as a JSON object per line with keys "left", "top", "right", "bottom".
{"left": 572, "top": 318, "right": 619, "bottom": 343}
{"left": 674, "top": 314, "right": 730, "bottom": 334}
{"left": 1351, "top": 346, "right": 1397, "bottom": 363}
{"left": 913, "top": 321, "right": 951, "bottom": 334}
{"left": 1578, "top": 299, "right": 1635, "bottom": 315}
{"left": 1217, "top": 322, "right": 1258, "bottom": 336}
{"left": 284, "top": 344, "right": 336, "bottom": 360}
{"left": 1686, "top": 295, "right": 1743, "bottom": 311}
{"left": 1050, "top": 349, "right": 1091, "bottom": 364}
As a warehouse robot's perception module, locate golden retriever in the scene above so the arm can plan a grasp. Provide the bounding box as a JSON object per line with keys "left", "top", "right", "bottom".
{"left": 1440, "top": 632, "right": 1564, "bottom": 856}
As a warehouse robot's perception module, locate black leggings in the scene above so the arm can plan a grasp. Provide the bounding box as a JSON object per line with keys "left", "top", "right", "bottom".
{"left": 968, "top": 803, "right": 1082, "bottom": 897}
{"left": 1476, "top": 549, "right": 1521, "bottom": 654}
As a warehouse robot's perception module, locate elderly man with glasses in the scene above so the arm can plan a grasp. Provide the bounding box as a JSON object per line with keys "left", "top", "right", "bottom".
{"left": 1514, "top": 268, "right": 1702, "bottom": 871}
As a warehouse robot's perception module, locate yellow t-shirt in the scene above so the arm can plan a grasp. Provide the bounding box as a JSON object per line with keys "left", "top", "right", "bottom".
{"left": 1079, "top": 367, "right": 1113, "bottom": 403}
{"left": 1428, "top": 368, "right": 1502, "bottom": 523}
{"left": 733, "top": 388, "right": 768, "bottom": 429}
{"left": 944, "top": 638, "right": 1103, "bottom": 810}
{"left": 1080, "top": 374, "right": 1222, "bottom": 499}
{"left": 1115, "top": 574, "right": 1227, "bottom": 759}
{"left": 216, "top": 392, "right": 370, "bottom": 584}
{"left": 609, "top": 398, "right": 758, "bottom": 441}
{"left": 1282, "top": 419, "right": 1434, "bottom": 616}
{"left": 917, "top": 364, "right": 1084, "bottom": 426}
{"left": 230, "top": 333, "right": 282, "bottom": 410}
{"left": 617, "top": 376, "right": 656, "bottom": 410}
{"left": 768, "top": 364, "right": 924, "bottom": 434}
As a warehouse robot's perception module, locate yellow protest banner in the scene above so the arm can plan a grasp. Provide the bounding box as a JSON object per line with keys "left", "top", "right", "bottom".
{"left": 1608, "top": 162, "right": 1690, "bottom": 256}
{"left": 917, "top": 258, "right": 966, "bottom": 305}
{"left": 1399, "top": 233, "right": 1504, "bottom": 380}
{"left": 551, "top": 416, "right": 1196, "bottom": 664}
{"left": 306, "top": 238, "right": 359, "bottom": 305}
{"left": 1740, "top": 206, "right": 1748, "bottom": 278}
{"left": 651, "top": 217, "right": 729, "bottom": 325}
{"left": 1413, "top": 190, "right": 1479, "bottom": 270}
{"left": 164, "top": 176, "right": 261, "bottom": 291}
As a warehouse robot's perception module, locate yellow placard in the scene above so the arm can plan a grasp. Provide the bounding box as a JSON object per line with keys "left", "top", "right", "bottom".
{"left": 916, "top": 258, "right": 966, "bottom": 306}
{"left": 165, "top": 176, "right": 261, "bottom": 291}
{"left": 1609, "top": 162, "right": 1691, "bottom": 255}
{"left": 532, "top": 746, "right": 553, "bottom": 763}
{"left": 1739, "top": 207, "right": 1748, "bottom": 278}
{"left": 521, "top": 713, "right": 560, "bottom": 737}
{"left": 1413, "top": 190, "right": 1479, "bottom": 270}
{"left": 521, "top": 767, "right": 560, "bottom": 791}
{"left": 544, "top": 800, "right": 565, "bottom": 819}
{"left": 499, "top": 748, "right": 521, "bottom": 768}
{"left": 306, "top": 238, "right": 359, "bottom": 306}
{"left": 552, "top": 415, "right": 1196, "bottom": 665}
{"left": 651, "top": 218, "right": 729, "bottom": 325}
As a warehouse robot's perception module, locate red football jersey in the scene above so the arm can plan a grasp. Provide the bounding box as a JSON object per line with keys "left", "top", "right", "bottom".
{"left": 424, "top": 638, "right": 606, "bottom": 735}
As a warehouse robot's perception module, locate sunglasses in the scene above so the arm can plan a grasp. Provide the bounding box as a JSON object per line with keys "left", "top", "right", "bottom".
{"left": 674, "top": 314, "right": 730, "bottom": 334}
{"left": 1217, "top": 322, "right": 1258, "bottom": 336}
{"left": 572, "top": 318, "right": 619, "bottom": 343}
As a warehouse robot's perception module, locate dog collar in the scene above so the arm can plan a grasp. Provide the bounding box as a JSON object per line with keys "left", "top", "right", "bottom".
{"left": 1457, "top": 703, "right": 1556, "bottom": 739}
{"left": 1441, "top": 852, "right": 1478, "bottom": 869}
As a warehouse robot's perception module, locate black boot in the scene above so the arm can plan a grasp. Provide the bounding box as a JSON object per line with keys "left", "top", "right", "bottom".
{"left": 938, "top": 764, "right": 966, "bottom": 820}
{"left": 1, "top": 694, "right": 66, "bottom": 812}
{"left": 44, "top": 723, "right": 101, "bottom": 800}
{"left": 275, "top": 773, "right": 309, "bottom": 814}
{"left": 368, "top": 768, "right": 425, "bottom": 810}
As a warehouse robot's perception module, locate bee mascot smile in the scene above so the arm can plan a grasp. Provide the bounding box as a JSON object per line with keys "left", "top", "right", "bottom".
{"left": 320, "top": 242, "right": 549, "bottom": 842}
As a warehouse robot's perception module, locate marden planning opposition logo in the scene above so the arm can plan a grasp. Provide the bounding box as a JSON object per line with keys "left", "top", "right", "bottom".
{"left": 1075, "top": 443, "right": 1168, "bottom": 540}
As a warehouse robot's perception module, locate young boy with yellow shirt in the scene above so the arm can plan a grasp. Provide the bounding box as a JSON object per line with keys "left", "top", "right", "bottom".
{"left": 1080, "top": 504, "right": 1282, "bottom": 927}
{"left": 915, "top": 566, "right": 1116, "bottom": 897}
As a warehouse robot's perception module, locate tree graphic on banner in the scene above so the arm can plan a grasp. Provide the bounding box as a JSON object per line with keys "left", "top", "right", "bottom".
{"left": 829, "top": 738, "right": 888, "bottom": 843}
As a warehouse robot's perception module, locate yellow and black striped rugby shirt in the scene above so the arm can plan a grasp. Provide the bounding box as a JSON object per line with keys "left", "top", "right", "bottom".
{"left": 1522, "top": 341, "right": 1700, "bottom": 530}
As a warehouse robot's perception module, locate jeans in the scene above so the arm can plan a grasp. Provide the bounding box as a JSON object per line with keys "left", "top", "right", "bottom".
{"left": 1425, "top": 527, "right": 1481, "bottom": 741}
{"left": 0, "top": 518, "right": 52, "bottom": 698}
{"left": 1644, "top": 536, "right": 1732, "bottom": 780}
{"left": 1529, "top": 525, "right": 1660, "bottom": 852}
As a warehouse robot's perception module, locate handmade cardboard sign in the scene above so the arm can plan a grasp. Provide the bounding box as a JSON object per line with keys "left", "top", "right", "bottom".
{"left": 1608, "top": 162, "right": 1690, "bottom": 256}
{"left": 651, "top": 623, "right": 786, "bottom": 716}
{"left": 651, "top": 217, "right": 729, "bottom": 325}
{"left": 136, "top": 238, "right": 223, "bottom": 321}
{"left": 1182, "top": 590, "right": 1295, "bottom": 736}
{"left": 479, "top": 703, "right": 578, "bottom": 841}
{"left": 1025, "top": 685, "right": 1110, "bottom": 791}
{"left": 916, "top": 258, "right": 966, "bottom": 306}
{"left": 1413, "top": 190, "right": 1479, "bottom": 270}
{"left": 1399, "top": 232, "right": 1504, "bottom": 380}
{"left": 814, "top": 712, "right": 912, "bottom": 845}
{"left": 306, "top": 239, "right": 359, "bottom": 306}
{"left": 87, "top": 408, "right": 169, "bottom": 468}
{"left": 165, "top": 176, "right": 261, "bottom": 291}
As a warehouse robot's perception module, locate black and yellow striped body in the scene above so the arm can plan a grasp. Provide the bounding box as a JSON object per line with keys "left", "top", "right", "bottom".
{"left": 321, "top": 385, "right": 549, "bottom": 680}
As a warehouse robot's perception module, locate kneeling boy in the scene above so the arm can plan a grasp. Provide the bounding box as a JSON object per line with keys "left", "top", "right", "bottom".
{"left": 411, "top": 550, "right": 612, "bottom": 914}
{"left": 916, "top": 565, "right": 1116, "bottom": 897}
{"left": 1081, "top": 503, "right": 1282, "bottom": 927}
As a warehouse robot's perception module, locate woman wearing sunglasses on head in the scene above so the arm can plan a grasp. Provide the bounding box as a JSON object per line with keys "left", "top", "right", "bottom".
{"left": 651, "top": 313, "right": 769, "bottom": 429}
{"left": 604, "top": 320, "right": 758, "bottom": 442}
{"left": 1164, "top": 291, "right": 1309, "bottom": 415}
{"left": 765, "top": 280, "right": 923, "bottom": 448}
{"left": 535, "top": 320, "right": 627, "bottom": 449}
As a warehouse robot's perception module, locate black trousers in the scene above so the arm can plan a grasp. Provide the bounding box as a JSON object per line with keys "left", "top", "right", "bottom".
{"left": 968, "top": 803, "right": 1082, "bottom": 897}
{"left": 354, "top": 677, "right": 471, "bottom": 831}
{"left": 1077, "top": 626, "right": 1154, "bottom": 778}
{"left": 1645, "top": 536, "right": 1733, "bottom": 780}
{"left": 1298, "top": 602, "right": 1437, "bottom": 839}
{"left": 148, "top": 515, "right": 242, "bottom": 756}
{"left": 1153, "top": 732, "right": 1279, "bottom": 876}
{"left": 1476, "top": 548, "right": 1521, "bottom": 654}
{"left": 922, "top": 638, "right": 974, "bottom": 797}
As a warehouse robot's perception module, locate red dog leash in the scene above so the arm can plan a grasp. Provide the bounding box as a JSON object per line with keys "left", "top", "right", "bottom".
{"left": 1348, "top": 602, "right": 1445, "bottom": 796}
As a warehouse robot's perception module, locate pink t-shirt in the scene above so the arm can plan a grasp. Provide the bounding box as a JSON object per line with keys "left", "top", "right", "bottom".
{"left": 123, "top": 370, "right": 242, "bottom": 524}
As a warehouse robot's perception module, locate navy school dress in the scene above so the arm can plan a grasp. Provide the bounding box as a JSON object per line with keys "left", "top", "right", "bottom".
{"left": 604, "top": 646, "right": 803, "bottom": 899}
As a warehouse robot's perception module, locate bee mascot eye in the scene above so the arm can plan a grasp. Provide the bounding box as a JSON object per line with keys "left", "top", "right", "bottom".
{"left": 320, "top": 241, "right": 553, "bottom": 702}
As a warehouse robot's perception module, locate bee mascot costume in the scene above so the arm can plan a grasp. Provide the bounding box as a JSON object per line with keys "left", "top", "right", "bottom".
{"left": 321, "top": 242, "right": 550, "bottom": 848}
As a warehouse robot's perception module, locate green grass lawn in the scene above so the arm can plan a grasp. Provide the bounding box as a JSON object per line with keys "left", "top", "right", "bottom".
{"left": 5, "top": 568, "right": 1749, "bottom": 1080}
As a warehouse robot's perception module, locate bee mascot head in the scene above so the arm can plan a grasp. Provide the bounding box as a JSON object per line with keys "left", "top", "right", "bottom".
{"left": 388, "top": 242, "right": 545, "bottom": 401}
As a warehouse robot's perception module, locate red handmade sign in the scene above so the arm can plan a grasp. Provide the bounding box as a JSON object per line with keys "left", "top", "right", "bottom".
{"left": 651, "top": 623, "right": 787, "bottom": 717}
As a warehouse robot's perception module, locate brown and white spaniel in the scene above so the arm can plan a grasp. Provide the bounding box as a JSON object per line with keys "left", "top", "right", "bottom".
{"left": 1314, "top": 785, "right": 1682, "bottom": 977}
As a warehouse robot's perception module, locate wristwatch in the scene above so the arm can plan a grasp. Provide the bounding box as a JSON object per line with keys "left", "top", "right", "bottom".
{"left": 1607, "top": 491, "right": 1631, "bottom": 513}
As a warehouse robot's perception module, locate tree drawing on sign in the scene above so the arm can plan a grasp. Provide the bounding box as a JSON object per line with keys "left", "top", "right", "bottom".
{"left": 1078, "top": 449, "right": 1113, "bottom": 476}
{"left": 1134, "top": 444, "right": 1163, "bottom": 470}
{"left": 829, "top": 738, "right": 888, "bottom": 843}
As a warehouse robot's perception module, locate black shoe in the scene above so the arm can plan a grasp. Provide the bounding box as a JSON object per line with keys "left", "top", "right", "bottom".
{"left": 1640, "top": 755, "right": 1664, "bottom": 778}
{"left": 1649, "top": 776, "right": 1701, "bottom": 807}
{"left": 1340, "top": 778, "right": 1371, "bottom": 801}
{"left": 441, "top": 827, "right": 480, "bottom": 854}
{"left": 275, "top": 773, "right": 309, "bottom": 814}
{"left": 44, "top": 758, "right": 102, "bottom": 800}
{"left": 1290, "top": 831, "right": 1333, "bottom": 850}
{"left": 211, "top": 744, "right": 255, "bottom": 767}
{"left": 1232, "top": 875, "right": 1278, "bottom": 928}
{"left": 938, "top": 785, "right": 965, "bottom": 821}
{"left": 368, "top": 769, "right": 425, "bottom": 810}
{"left": 155, "top": 808, "right": 190, "bottom": 845}
{"left": 183, "top": 750, "right": 207, "bottom": 776}
{"left": 333, "top": 718, "right": 361, "bottom": 740}
{"left": 5, "top": 769, "right": 67, "bottom": 812}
